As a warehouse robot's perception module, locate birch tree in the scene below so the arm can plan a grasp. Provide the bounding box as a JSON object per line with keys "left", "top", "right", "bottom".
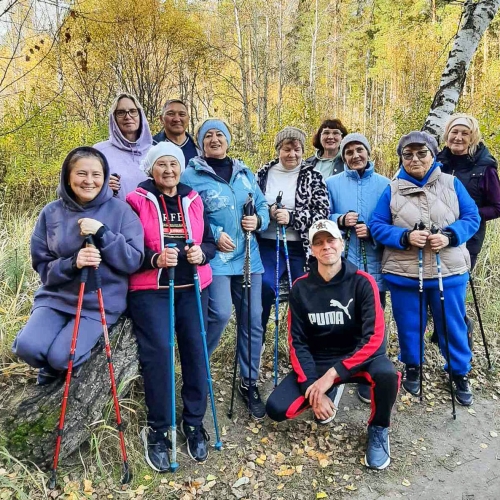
{"left": 423, "top": 0, "right": 500, "bottom": 139}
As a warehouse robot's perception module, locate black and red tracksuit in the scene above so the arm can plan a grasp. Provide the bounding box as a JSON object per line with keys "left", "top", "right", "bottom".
{"left": 266, "top": 258, "right": 400, "bottom": 427}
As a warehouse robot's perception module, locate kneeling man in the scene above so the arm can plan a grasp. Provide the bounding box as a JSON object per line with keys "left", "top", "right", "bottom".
{"left": 266, "top": 219, "right": 400, "bottom": 470}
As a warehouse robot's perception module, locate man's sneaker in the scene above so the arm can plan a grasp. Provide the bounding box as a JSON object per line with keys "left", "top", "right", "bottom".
{"left": 181, "top": 421, "right": 210, "bottom": 462}
{"left": 140, "top": 427, "right": 171, "bottom": 472}
{"left": 238, "top": 378, "right": 266, "bottom": 420}
{"left": 402, "top": 364, "right": 420, "bottom": 396}
{"left": 37, "top": 366, "right": 62, "bottom": 386}
{"left": 453, "top": 375, "right": 473, "bottom": 406}
{"left": 357, "top": 384, "right": 371, "bottom": 404}
{"left": 365, "top": 425, "right": 391, "bottom": 470}
{"left": 314, "top": 385, "right": 345, "bottom": 425}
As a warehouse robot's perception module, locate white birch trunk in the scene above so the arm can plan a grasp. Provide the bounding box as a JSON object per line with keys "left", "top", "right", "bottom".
{"left": 423, "top": 0, "right": 500, "bottom": 139}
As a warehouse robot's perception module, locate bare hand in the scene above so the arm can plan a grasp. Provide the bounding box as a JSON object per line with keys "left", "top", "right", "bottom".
{"left": 218, "top": 232, "right": 236, "bottom": 253}
{"left": 312, "top": 394, "right": 337, "bottom": 421}
{"left": 305, "top": 368, "right": 338, "bottom": 408}
{"left": 109, "top": 175, "right": 121, "bottom": 193}
{"left": 157, "top": 246, "right": 179, "bottom": 268}
{"left": 76, "top": 247, "right": 101, "bottom": 269}
{"left": 185, "top": 244, "right": 204, "bottom": 264}
{"left": 355, "top": 223, "right": 369, "bottom": 239}
{"left": 409, "top": 229, "right": 430, "bottom": 248}
{"left": 344, "top": 212, "right": 359, "bottom": 227}
{"left": 78, "top": 218, "right": 104, "bottom": 236}
{"left": 428, "top": 233, "right": 449, "bottom": 252}
{"left": 241, "top": 214, "right": 258, "bottom": 232}
{"left": 269, "top": 204, "right": 279, "bottom": 220}
{"left": 275, "top": 209, "right": 290, "bottom": 226}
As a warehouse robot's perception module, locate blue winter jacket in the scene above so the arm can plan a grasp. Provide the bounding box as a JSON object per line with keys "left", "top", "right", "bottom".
{"left": 181, "top": 156, "right": 270, "bottom": 275}
{"left": 326, "top": 161, "right": 389, "bottom": 291}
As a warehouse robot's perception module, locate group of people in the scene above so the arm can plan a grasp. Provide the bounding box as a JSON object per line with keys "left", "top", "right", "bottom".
{"left": 12, "top": 93, "right": 499, "bottom": 474}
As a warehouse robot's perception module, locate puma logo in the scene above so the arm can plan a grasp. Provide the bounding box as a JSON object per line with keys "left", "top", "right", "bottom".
{"left": 330, "top": 298, "right": 353, "bottom": 320}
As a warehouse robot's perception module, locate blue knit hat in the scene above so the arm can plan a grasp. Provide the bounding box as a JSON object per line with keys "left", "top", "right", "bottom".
{"left": 197, "top": 119, "right": 231, "bottom": 150}
{"left": 339, "top": 133, "right": 371, "bottom": 160}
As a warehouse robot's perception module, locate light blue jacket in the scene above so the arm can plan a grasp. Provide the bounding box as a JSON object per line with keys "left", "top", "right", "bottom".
{"left": 181, "top": 156, "right": 270, "bottom": 276}
{"left": 326, "top": 161, "right": 389, "bottom": 291}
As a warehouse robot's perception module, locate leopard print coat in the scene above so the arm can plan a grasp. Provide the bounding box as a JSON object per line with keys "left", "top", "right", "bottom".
{"left": 256, "top": 159, "right": 330, "bottom": 256}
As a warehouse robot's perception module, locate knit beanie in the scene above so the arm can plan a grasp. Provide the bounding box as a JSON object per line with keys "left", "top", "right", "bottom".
{"left": 397, "top": 131, "right": 439, "bottom": 158}
{"left": 142, "top": 142, "right": 185, "bottom": 177}
{"left": 339, "top": 133, "right": 371, "bottom": 160}
{"left": 197, "top": 119, "right": 232, "bottom": 149}
{"left": 274, "top": 126, "right": 306, "bottom": 152}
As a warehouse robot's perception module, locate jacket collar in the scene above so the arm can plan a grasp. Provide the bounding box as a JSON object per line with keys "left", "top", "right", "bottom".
{"left": 344, "top": 160, "right": 375, "bottom": 180}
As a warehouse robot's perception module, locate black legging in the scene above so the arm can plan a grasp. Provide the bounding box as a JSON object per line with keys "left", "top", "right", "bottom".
{"left": 266, "top": 355, "right": 400, "bottom": 428}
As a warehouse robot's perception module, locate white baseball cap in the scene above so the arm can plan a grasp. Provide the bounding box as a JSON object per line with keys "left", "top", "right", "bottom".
{"left": 309, "top": 219, "right": 343, "bottom": 243}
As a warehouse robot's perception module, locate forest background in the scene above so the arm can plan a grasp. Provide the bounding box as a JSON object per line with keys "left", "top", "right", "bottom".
{"left": 0, "top": 0, "right": 499, "bottom": 202}
{"left": 0, "top": 1, "right": 500, "bottom": 498}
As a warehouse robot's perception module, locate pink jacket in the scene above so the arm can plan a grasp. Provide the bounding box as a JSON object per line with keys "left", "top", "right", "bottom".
{"left": 127, "top": 187, "right": 212, "bottom": 291}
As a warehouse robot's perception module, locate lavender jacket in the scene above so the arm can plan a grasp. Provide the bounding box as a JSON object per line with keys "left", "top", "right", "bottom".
{"left": 94, "top": 107, "right": 152, "bottom": 201}
{"left": 30, "top": 147, "right": 144, "bottom": 323}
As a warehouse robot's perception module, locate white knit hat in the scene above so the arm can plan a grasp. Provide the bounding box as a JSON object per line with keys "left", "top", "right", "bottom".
{"left": 142, "top": 142, "right": 185, "bottom": 177}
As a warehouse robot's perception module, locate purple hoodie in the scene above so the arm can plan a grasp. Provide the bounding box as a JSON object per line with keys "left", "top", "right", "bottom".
{"left": 94, "top": 106, "right": 152, "bottom": 201}
{"left": 30, "top": 147, "right": 145, "bottom": 323}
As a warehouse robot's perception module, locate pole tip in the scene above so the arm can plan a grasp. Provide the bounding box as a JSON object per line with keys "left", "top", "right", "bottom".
{"left": 170, "top": 462, "right": 179, "bottom": 472}
{"left": 227, "top": 411, "right": 233, "bottom": 419}
{"left": 47, "top": 471, "right": 57, "bottom": 490}
{"left": 214, "top": 442, "right": 223, "bottom": 451}
{"left": 121, "top": 463, "right": 132, "bottom": 484}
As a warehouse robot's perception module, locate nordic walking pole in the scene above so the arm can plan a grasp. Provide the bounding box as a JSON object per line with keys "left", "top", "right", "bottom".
{"left": 468, "top": 275, "right": 492, "bottom": 369}
{"left": 228, "top": 194, "right": 254, "bottom": 418}
{"left": 431, "top": 225, "right": 457, "bottom": 420}
{"left": 344, "top": 210, "right": 357, "bottom": 259}
{"left": 243, "top": 193, "right": 255, "bottom": 416}
{"left": 357, "top": 220, "right": 368, "bottom": 273}
{"left": 90, "top": 236, "right": 131, "bottom": 484}
{"left": 48, "top": 244, "right": 90, "bottom": 489}
{"left": 274, "top": 191, "right": 283, "bottom": 387}
{"left": 415, "top": 222, "right": 425, "bottom": 401}
{"left": 166, "top": 243, "right": 179, "bottom": 471}
{"left": 186, "top": 239, "right": 223, "bottom": 450}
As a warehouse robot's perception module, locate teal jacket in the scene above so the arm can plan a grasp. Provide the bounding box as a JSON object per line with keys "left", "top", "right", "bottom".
{"left": 326, "top": 161, "right": 389, "bottom": 291}
{"left": 181, "top": 156, "right": 269, "bottom": 275}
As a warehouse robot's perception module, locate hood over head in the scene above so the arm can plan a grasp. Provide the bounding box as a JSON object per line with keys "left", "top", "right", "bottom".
{"left": 108, "top": 93, "right": 153, "bottom": 155}
{"left": 57, "top": 146, "right": 113, "bottom": 211}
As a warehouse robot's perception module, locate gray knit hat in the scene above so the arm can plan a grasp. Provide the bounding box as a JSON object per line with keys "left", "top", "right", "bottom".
{"left": 339, "top": 133, "right": 371, "bottom": 160}
{"left": 397, "top": 131, "right": 438, "bottom": 158}
{"left": 274, "top": 126, "right": 306, "bottom": 152}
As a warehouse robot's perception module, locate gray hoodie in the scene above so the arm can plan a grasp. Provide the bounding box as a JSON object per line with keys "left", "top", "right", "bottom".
{"left": 30, "top": 147, "right": 144, "bottom": 322}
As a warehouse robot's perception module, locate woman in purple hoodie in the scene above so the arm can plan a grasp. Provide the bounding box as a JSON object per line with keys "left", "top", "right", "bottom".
{"left": 12, "top": 147, "right": 144, "bottom": 385}
{"left": 94, "top": 93, "right": 153, "bottom": 201}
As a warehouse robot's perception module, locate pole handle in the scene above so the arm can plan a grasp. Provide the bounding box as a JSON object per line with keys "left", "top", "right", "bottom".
{"left": 186, "top": 238, "right": 199, "bottom": 274}
{"left": 243, "top": 193, "right": 255, "bottom": 217}
{"left": 166, "top": 243, "right": 177, "bottom": 281}
{"left": 276, "top": 191, "right": 283, "bottom": 209}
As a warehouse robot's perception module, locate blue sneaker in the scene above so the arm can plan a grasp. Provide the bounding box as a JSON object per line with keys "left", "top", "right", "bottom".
{"left": 365, "top": 425, "right": 391, "bottom": 470}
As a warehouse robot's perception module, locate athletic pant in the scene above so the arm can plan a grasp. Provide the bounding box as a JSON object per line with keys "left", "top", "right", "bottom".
{"left": 259, "top": 238, "right": 306, "bottom": 333}
{"left": 12, "top": 306, "right": 103, "bottom": 370}
{"left": 129, "top": 288, "right": 209, "bottom": 432}
{"left": 266, "top": 355, "right": 400, "bottom": 428}
{"left": 207, "top": 274, "right": 263, "bottom": 382}
{"left": 387, "top": 279, "right": 471, "bottom": 375}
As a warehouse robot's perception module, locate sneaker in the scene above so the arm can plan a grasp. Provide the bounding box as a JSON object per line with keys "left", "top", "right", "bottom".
{"left": 357, "top": 384, "right": 371, "bottom": 404}
{"left": 453, "top": 375, "right": 473, "bottom": 406}
{"left": 365, "top": 425, "right": 391, "bottom": 470}
{"left": 181, "top": 421, "right": 210, "bottom": 462}
{"left": 314, "top": 385, "right": 345, "bottom": 425}
{"left": 402, "top": 364, "right": 420, "bottom": 396}
{"left": 140, "top": 427, "right": 171, "bottom": 472}
{"left": 37, "top": 366, "right": 62, "bottom": 386}
{"left": 238, "top": 378, "right": 266, "bottom": 420}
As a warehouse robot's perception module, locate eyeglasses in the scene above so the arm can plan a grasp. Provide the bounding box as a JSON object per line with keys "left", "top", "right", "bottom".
{"left": 321, "top": 130, "right": 342, "bottom": 137}
{"left": 115, "top": 108, "right": 139, "bottom": 118}
{"left": 402, "top": 149, "right": 429, "bottom": 160}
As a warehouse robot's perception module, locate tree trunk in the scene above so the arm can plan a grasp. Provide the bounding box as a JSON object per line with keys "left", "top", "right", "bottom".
{"left": 423, "top": 0, "right": 500, "bottom": 139}
{"left": 0, "top": 317, "right": 139, "bottom": 468}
